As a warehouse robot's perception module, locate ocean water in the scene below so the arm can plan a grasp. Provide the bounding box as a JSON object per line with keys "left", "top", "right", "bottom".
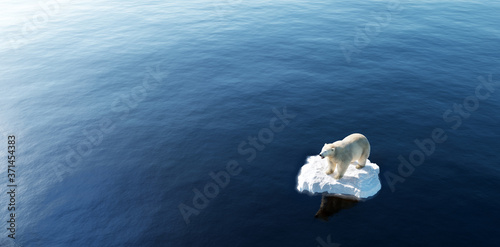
{"left": 1, "top": 0, "right": 499, "bottom": 246}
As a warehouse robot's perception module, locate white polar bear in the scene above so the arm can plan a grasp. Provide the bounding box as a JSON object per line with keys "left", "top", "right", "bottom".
{"left": 319, "top": 133, "right": 371, "bottom": 180}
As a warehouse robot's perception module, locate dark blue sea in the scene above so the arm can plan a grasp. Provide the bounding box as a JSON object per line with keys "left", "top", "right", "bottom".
{"left": 1, "top": 0, "right": 499, "bottom": 246}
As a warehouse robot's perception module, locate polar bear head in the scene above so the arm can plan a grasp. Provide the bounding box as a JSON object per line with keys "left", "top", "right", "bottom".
{"left": 319, "top": 148, "right": 335, "bottom": 159}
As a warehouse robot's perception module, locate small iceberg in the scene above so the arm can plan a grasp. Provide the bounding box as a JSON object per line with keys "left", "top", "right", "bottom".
{"left": 296, "top": 156, "right": 381, "bottom": 199}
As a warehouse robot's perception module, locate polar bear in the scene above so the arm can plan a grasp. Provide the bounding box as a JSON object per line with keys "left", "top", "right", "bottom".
{"left": 319, "top": 133, "right": 370, "bottom": 180}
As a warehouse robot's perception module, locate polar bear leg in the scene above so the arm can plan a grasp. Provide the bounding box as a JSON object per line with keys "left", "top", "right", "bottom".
{"left": 334, "top": 162, "right": 349, "bottom": 180}
{"left": 356, "top": 156, "right": 367, "bottom": 169}
{"left": 356, "top": 146, "right": 370, "bottom": 169}
{"left": 325, "top": 157, "right": 336, "bottom": 175}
